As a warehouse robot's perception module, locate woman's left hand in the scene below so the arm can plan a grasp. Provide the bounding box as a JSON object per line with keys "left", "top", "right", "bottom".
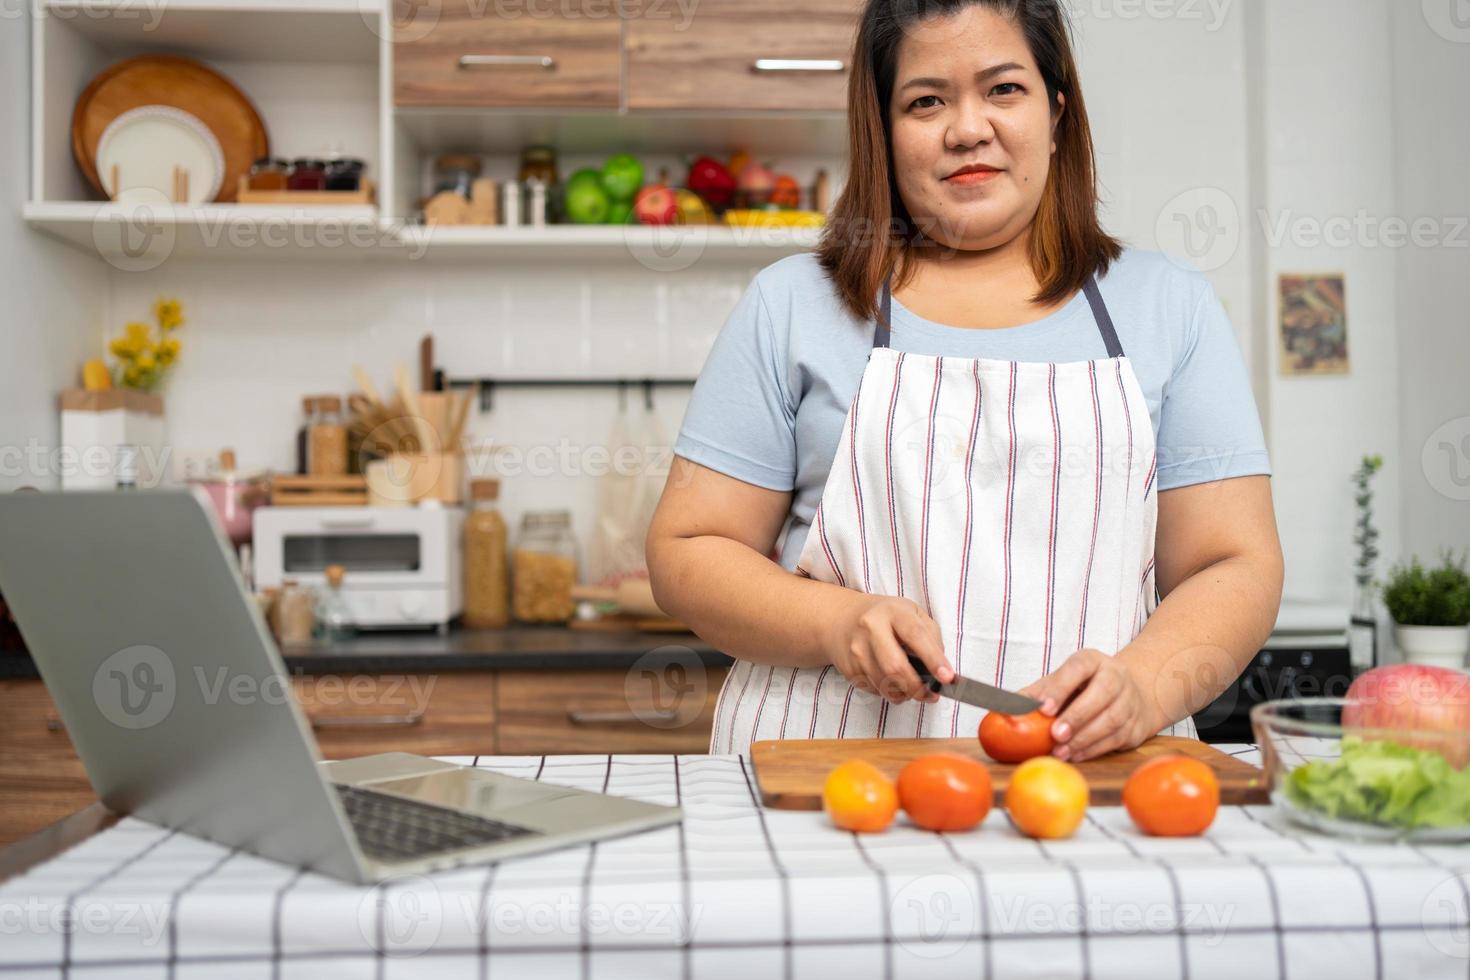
{"left": 1017, "top": 648, "right": 1159, "bottom": 763}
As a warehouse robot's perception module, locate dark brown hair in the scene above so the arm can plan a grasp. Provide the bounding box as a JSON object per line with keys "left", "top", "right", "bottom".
{"left": 818, "top": 0, "right": 1123, "bottom": 323}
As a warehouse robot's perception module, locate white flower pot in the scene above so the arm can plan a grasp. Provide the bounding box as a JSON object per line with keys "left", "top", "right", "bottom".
{"left": 1395, "top": 623, "right": 1470, "bottom": 669}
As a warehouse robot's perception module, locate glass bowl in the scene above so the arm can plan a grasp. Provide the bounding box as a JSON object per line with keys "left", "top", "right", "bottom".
{"left": 1251, "top": 697, "right": 1470, "bottom": 843}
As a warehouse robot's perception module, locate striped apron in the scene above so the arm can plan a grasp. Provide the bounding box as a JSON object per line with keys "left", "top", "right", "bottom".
{"left": 709, "top": 275, "right": 1196, "bottom": 753}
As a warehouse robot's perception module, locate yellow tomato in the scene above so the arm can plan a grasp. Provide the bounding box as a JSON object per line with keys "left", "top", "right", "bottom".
{"left": 1005, "top": 756, "right": 1089, "bottom": 839}
{"left": 823, "top": 759, "right": 898, "bottom": 833}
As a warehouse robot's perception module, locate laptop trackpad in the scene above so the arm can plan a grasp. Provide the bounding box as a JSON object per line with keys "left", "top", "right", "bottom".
{"left": 363, "top": 769, "right": 572, "bottom": 816}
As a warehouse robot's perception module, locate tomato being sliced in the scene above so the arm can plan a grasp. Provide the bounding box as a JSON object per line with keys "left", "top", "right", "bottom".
{"left": 979, "top": 709, "right": 1056, "bottom": 763}
{"left": 896, "top": 753, "right": 994, "bottom": 832}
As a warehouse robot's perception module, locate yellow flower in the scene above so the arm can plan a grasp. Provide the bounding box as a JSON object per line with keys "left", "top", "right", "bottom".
{"left": 156, "top": 339, "right": 179, "bottom": 366}
{"left": 136, "top": 351, "right": 157, "bottom": 371}
{"left": 122, "top": 364, "right": 142, "bottom": 386}
{"left": 109, "top": 337, "right": 137, "bottom": 360}
{"left": 154, "top": 298, "right": 184, "bottom": 332}
{"left": 125, "top": 321, "right": 152, "bottom": 345}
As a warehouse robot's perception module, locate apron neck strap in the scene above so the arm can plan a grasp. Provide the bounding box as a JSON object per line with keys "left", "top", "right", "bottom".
{"left": 873, "top": 274, "right": 1124, "bottom": 358}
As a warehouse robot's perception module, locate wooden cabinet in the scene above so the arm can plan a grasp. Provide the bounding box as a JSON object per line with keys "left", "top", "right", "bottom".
{"left": 293, "top": 672, "right": 497, "bottom": 760}
{"left": 625, "top": 0, "right": 861, "bottom": 111}
{"left": 1, "top": 662, "right": 727, "bottom": 844}
{"left": 496, "top": 665, "right": 728, "bottom": 755}
{"left": 393, "top": 0, "right": 623, "bottom": 108}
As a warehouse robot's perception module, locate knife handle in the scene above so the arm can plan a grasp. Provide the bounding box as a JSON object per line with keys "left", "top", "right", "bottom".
{"left": 906, "top": 654, "right": 943, "bottom": 694}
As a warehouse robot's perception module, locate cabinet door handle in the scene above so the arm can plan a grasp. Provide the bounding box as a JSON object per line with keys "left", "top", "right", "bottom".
{"left": 752, "top": 58, "right": 845, "bottom": 73}
{"left": 567, "top": 708, "right": 681, "bottom": 725}
{"left": 459, "top": 55, "right": 556, "bottom": 70}
{"left": 309, "top": 712, "right": 424, "bottom": 729}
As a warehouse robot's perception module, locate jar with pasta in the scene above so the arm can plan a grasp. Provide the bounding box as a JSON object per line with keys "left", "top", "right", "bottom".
{"left": 307, "top": 395, "right": 348, "bottom": 476}
{"left": 464, "top": 479, "right": 510, "bottom": 628}
{"left": 511, "top": 509, "right": 578, "bottom": 624}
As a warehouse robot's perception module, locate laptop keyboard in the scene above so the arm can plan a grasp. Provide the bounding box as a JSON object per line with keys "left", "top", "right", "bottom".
{"left": 333, "top": 783, "right": 540, "bottom": 862}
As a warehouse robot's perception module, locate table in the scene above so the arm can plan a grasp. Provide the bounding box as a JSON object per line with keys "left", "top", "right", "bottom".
{"left": 2, "top": 747, "right": 1467, "bottom": 979}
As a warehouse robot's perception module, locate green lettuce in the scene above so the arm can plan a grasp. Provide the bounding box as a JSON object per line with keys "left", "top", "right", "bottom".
{"left": 1283, "top": 737, "right": 1470, "bottom": 830}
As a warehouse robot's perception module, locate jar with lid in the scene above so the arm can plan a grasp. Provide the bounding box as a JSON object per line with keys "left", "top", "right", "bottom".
{"left": 434, "top": 154, "right": 483, "bottom": 199}
{"left": 325, "top": 158, "right": 366, "bottom": 192}
{"left": 511, "top": 510, "right": 578, "bottom": 624}
{"left": 314, "top": 564, "right": 356, "bottom": 644}
{"left": 518, "top": 146, "right": 558, "bottom": 186}
{"left": 306, "top": 395, "right": 348, "bottom": 476}
{"left": 463, "top": 479, "right": 510, "bottom": 629}
{"left": 272, "top": 579, "right": 317, "bottom": 649}
{"left": 248, "top": 157, "right": 290, "bottom": 191}
{"left": 288, "top": 158, "right": 327, "bottom": 192}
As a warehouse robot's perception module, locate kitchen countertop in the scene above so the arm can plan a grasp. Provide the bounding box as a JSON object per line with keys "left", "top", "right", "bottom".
{"left": 0, "top": 625, "right": 731, "bottom": 679}
{"left": 3, "top": 745, "right": 1466, "bottom": 979}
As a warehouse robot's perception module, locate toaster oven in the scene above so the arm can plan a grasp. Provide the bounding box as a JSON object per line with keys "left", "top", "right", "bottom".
{"left": 252, "top": 506, "right": 464, "bottom": 631}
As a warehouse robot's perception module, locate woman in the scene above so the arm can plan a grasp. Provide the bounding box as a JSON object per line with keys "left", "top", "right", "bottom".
{"left": 646, "top": 0, "right": 1283, "bottom": 762}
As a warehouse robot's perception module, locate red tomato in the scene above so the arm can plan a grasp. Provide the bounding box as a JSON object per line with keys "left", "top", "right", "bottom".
{"left": 896, "top": 754, "right": 994, "bottom": 832}
{"left": 823, "top": 760, "right": 898, "bottom": 833}
{"left": 1122, "top": 756, "right": 1220, "bottom": 836}
{"left": 979, "top": 710, "right": 1056, "bottom": 763}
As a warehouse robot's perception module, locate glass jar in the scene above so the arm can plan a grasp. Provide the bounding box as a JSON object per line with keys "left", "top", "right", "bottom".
{"left": 325, "top": 158, "right": 366, "bottom": 192}
{"left": 306, "top": 395, "right": 348, "bottom": 476}
{"left": 314, "top": 564, "right": 356, "bottom": 644}
{"left": 288, "top": 158, "right": 327, "bottom": 192}
{"left": 248, "top": 157, "right": 290, "bottom": 191}
{"left": 464, "top": 479, "right": 510, "bottom": 629}
{"left": 518, "top": 145, "right": 558, "bottom": 186}
{"left": 272, "top": 579, "right": 317, "bottom": 649}
{"left": 512, "top": 510, "right": 578, "bottom": 624}
{"left": 434, "top": 154, "right": 483, "bottom": 199}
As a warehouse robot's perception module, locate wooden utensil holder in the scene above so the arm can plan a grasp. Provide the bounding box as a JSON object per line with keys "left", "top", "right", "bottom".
{"left": 366, "top": 451, "right": 463, "bottom": 506}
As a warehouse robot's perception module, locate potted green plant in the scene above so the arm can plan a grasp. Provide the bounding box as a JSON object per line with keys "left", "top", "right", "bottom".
{"left": 1382, "top": 551, "right": 1470, "bottom": 668}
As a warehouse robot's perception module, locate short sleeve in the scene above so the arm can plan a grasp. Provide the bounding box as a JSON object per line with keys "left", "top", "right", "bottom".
{"left": 1154, "top": 278, "right": 1272, "bottom": 490}
{"left": 673, "top": 276, "right": 798, "bottom": 491}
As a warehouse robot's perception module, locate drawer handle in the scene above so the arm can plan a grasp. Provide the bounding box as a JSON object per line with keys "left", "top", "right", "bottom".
{"left": 752, "top": 58, "right": 846, "bottom": 73}
{"left": 459, "top": 55, "right": 556, "bottom": 70}
{"left": 309, "top": 712, "right": 424, "bottom": 729}
{"left": 567, "top": 708, "right": 681, "bottom": 725}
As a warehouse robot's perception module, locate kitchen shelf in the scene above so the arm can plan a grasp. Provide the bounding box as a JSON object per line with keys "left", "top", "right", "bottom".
{"left": 41, "top": 0, "right": 381, "bottom": 64}
{"left": 23, "top": 201, "right": 388, "bottom": 262}
{"left": 393, "top": 223, "right": 822, "bottom": 262}
{"left": 24, "top": 203, "right": 822, "bottom": 264}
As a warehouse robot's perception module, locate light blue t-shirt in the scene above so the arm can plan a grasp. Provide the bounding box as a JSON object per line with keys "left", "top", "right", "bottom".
{"left": 673, "top": 247, "right": 1271, "bottom": 571}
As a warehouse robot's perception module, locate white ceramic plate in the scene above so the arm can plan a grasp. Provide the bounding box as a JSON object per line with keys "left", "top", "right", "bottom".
{"left": 96, "top": 105, "right": 226, "bottom": 205}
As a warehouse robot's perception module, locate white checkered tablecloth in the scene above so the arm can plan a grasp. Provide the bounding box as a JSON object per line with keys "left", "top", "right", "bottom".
{"left": 3, "top": 747, "right": 1469, "bottom": 979}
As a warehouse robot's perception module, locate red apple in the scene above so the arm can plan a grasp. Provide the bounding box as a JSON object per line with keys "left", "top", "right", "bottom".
{"left": 633, "top": 183, "right": 677, "bottom": 225}
{"left": 1343, "top": 664, "right": 1470, "bottom": 767}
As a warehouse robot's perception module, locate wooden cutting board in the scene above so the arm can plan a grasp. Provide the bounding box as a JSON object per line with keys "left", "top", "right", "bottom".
{"left": 752, "top": 736, "right": 1268, "bottom": 810}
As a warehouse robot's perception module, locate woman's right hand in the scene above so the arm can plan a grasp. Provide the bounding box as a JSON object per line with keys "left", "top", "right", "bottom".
{"left": 823, "top": 593, "right": 953, "bottom": 704}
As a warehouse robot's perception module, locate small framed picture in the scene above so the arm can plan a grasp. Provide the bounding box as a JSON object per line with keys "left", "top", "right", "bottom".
{"left": 1278, "top": 273, "right": 1349, "bottom": 375}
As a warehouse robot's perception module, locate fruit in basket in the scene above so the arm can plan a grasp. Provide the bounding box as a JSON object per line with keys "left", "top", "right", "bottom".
{"left": 897, "top": 753, "right": 993, "bottom": 831}
{"left": 600, "top": 153, "right": 644, "bottom": 203}
{"left": 1122, "top": 756, "right": 1220, "bottom": 836}
{"left": 979, "top": 709, "right": 1055, "bottom": 763}
{"left": 1005, "top": 756, "right": 1087, "bottom": 839}
{"left": 823, "top": 759, "right": 898, "bottom": 833}
{"left": 1343, "top": 664, "right": 1470, "bottom": 768}
{"left": 687, "top": 156, "right": 737, "bottom": 210}
{"left": 633, "top": 182, "right": 678, "bottom": 225}
{"left": 564, "top": 170, "right": 610, "bottom": 224}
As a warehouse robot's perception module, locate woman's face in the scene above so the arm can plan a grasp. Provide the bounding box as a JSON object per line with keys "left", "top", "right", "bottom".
{"left": 888, "top": 7, "right": 1063, "bottom": 252}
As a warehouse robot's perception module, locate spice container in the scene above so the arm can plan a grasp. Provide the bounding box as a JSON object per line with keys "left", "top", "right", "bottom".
{"left": 501, "top": 180, "right": 523, "bottom": 227}
{"left": 325, "top": 158, "right": 365, "bottom": 192}
{"left": 288, "top": 158, "right": 327, "bottom": 192}
{"left": 463, "top": 479, "right": 510, "bottom": 628}
{"left": 306, "top": 395, "right": 348, "bottom": 476}
{"left": 511, "top": 509, "right": 578, "bottom": 624}
{"left": 434, "top": 154, "right": 482, "bottom": 198}
{"left": 314, "top": 564, "right": 356, "bottom": 643}
{"left": 526, "top": 178, "right": 548, "bottom": 228}
{"left": 248, "top": 157, "right": 290, "bottom": 191}
{"left": 272, "top": 580, "right": 317, "bottom": 649}
{"left": 518, "top": 146, "right": 558, "bottom": 186}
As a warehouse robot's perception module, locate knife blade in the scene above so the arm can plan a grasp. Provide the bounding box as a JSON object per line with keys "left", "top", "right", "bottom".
{"left": 905, "top": 655, "right": 1043, "bottom": 716}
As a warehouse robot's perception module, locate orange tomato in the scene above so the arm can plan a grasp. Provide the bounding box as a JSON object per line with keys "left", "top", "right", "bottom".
{"left": 1122, "top": 756, "right": 1220, "bottom": 837}
{"left": 979, "top": 709, "right": 1056, "bottom": 763}
{"left": 823, "top": 759, "right": 899, "bottom": 833}
{"left": 896, "top": 753, "right": 994, "bottom": 832}
{"left": 1005, "top": 756, "right": 1088, "bottom": 839}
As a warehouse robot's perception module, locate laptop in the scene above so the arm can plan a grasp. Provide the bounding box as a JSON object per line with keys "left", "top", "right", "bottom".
{"left": 0, "top": 490, "right": 679, "bottom": 884}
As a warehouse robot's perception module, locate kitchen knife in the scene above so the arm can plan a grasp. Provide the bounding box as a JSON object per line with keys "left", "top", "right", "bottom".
{"left": 905, "top": 655, "right": 1043, "bottom": 716}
